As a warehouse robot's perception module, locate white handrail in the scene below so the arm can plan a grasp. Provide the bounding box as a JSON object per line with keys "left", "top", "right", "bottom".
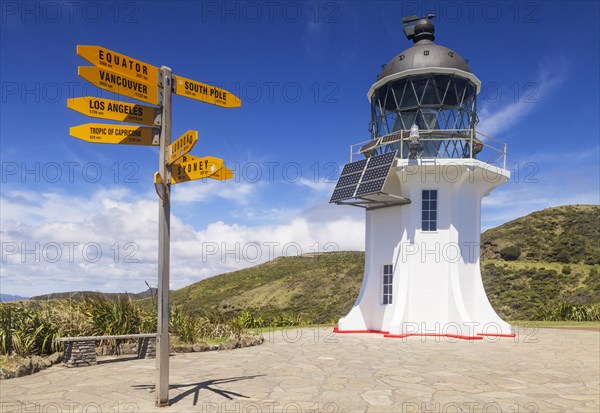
{"left": 348, "top": 129, "right": 507, "bottom": 168}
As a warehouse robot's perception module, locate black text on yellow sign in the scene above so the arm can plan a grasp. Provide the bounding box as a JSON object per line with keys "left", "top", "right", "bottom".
{"left": 167, "top": 130, "right": 198, "bottom": 165}
{"left": 77, "top": 45, "right": 159, "bottom": 86}
{"left": 78, "top": 66, "right": 159, "bottom": 105}
{"left": 171, "top": 154, "right": 232, "bottom": 184}
{"left": 67, "top": 97, "right": 159, "bottom": 126}
{"left": 70, "top": 123, "right": 160, "bottom": 146}
{"left": 173, "top": 75, "right": 241, "bottom": 108}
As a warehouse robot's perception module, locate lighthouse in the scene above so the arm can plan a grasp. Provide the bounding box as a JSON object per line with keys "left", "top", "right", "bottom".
{"left": 330, "top": 16, "right": 513, "bottom": 339}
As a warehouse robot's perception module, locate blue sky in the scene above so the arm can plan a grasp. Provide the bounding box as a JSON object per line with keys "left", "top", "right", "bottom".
{"left": 1, "top": 1, "right": 599, "bottom": 297}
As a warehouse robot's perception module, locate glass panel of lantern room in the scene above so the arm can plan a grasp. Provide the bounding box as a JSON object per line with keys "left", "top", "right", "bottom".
{"left": 421, "top": 79, "right": 440, "bottom": 105}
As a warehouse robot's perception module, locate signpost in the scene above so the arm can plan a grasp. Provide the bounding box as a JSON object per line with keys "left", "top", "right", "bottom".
{"left": 171, "top": 154, "right": 224, "bottom": 183}
{"left": 211, "top": 166, "right": 235, "bottom": 181}
{"left": 68, "top": 45, "right": 240, "bottom": 407}
{"left": 67, "top": 97, "right": 159, "bottom": 126}
{"left": 70, "top": 123, "right": 160, "bottom": 145}
{"left": 77, "top": 45, "right": 159, "bottom": 85}
{"left": 167, "top": 130, "right": 198, "bottom": 165}
{"left": 78, "top": 66, "right": 159, "bottom": 105}
{"left": 174, "top": 75, "right": 241, "bottom": 108}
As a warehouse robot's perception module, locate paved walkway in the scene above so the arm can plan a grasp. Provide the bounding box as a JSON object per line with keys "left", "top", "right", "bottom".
{"left": 1, "top": 327, "right": 599, "bottom": 412}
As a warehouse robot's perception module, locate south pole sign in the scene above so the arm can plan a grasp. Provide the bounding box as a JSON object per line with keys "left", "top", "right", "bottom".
{"left": 68, "top": 45, "right": 240, "bottom": 407}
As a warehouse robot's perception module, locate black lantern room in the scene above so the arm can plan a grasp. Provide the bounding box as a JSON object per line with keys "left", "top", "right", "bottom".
{"left": 363, "top": 15, "right": 483, "bottom": 159}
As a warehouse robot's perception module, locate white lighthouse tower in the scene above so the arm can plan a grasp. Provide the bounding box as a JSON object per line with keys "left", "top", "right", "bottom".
{"left": 331, "top": 16, "right": 513, "bottom": 339}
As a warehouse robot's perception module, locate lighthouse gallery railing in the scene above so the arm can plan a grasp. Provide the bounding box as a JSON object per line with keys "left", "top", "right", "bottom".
{"left": 349, "top": 129, "right": 506, "bottom": 169}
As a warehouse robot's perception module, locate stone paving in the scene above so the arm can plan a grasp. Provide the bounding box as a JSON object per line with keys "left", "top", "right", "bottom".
{"left": 1, "top": 327, "right": 599, "bottom": 412}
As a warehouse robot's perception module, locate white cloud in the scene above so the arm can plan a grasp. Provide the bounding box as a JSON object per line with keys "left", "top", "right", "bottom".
{"left": 1, "top": 187, "right": 364, "bottom": 297}
{"left": 171, "top": 180, "right": 256, "bottom": 204}
{"left": 297, "top": 178, "right": 335, "bottom": 192}
{"left": 477, "top": 61, "right": 569, "bottom": 137}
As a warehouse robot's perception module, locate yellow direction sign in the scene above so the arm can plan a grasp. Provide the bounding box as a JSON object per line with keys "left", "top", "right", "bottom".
{"left": 77, "top": 45, "right": 159, "bottom": 85}
{"left": 79, "top": 66, "right": 159, "bottom": 105}
{"left": 70, "top": 123, "right": 159, "bottom": 146}
{"left": 174, "top": 75, "right": 241, "bottom": 108}
{"left": 167, "top": 130, "right": 198, "bottom": 166}
{"left": 171, "top": 154, "right": 229, "bottom": 184}
{"left": 210, "top": 166, "right": 234, "bottom": 181}
{"left": 67, "top": 97, "right": 158, "bottom": 126}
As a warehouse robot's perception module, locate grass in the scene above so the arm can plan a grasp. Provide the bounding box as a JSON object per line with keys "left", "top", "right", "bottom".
{"left": 510, "top": 321, "right": 600, "bottom": 328}
{"left": 0, "top": 295, "right": 245, "bottom": 357}
{"left": 204, "top": 337, "right": 229, "bottom": 346}
{"left": 481, "top": 205, "right": 599, "bottom": 264}
{"left": 146, "top": 252, "right": 366, "bottom": 325}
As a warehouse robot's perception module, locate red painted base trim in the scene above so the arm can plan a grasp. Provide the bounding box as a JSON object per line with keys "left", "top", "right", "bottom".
{"left": 333, "top": 327, "right": 516, "bottom": 340}
{"left": 477, "top": 333, "right": 516, "bottom": 338}
{"left": 383, "top": 333, "right": 483, "bottom": 340}
{"left": 333, "top": 326, "right": 389, "bottom": 334}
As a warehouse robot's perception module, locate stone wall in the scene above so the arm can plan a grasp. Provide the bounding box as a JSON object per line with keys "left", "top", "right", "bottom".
{"left": 138, "top": 337, "right": 156, "bottom": 359}
{"left": 63, "top": 341, "right": 97, "bottom": 367}
{"left": 62, "top": 337, "right": 156, "bottom": 367}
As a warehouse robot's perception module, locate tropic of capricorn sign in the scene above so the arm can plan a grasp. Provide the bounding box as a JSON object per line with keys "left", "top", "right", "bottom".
{"left": 67, "top": 45, "right": 241, "bottom": 407}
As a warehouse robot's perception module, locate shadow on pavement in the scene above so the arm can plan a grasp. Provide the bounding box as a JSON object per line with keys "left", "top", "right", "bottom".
{"left": 97, "top": 355, "right": 141, "bottom": 365}
{"left": 132, "top": 374, "right": 266, "bottom": 406}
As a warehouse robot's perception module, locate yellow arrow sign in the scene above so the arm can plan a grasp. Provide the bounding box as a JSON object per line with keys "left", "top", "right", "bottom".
{"left": 70, "top": 123, "right": 159, "bottom": 146}
{"left": 167, "top": 130, "right": 198, "bottom": 166}
{"left": 171, "top": 154, "right": 229, "bottom": 184}
{"left": 67, "top": 97, "right": 158, "bottom": 126}
{"left": 77, "top": 45, "right": 159, "bottom": 85}
{"left": 79, "top": 66, "right": 159, "bottom": 105}
{"left": 174, "top": 75, "right": 241, "bottom": 108}
{"left": 210, "top": 166, "right": 234, "bottom": 181}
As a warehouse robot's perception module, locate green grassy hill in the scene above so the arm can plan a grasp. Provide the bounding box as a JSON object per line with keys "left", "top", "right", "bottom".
{"left": 481, "top": 205, "right": 599, "bottom": 264}
{"left": 31, "top": 289, "right": 156, "bottom": 302}
{"left": 163, "top": 205, "right": 599, "bottom": 323}
{"left": 167, "top": 252, "right": 364, "bottom": 324}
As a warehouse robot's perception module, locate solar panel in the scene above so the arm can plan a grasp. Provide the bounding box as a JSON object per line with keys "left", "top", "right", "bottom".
{"left": 366, "top": 151, "right": 396, "bottom": 168}
{"left": 329, "top": 150, "right": 397, "bottom": 203}
{"left": 381, "top": 131, "right": 408, "bottom": 144}
{"left": 330, "top": 186, "right": 357, "bottom": 202}
{"left": 340, "top": 159, "right": 367, "bottom": 175}
{"left": 336, "top": 171, "right": 362, "bottom": 187}
{"left": 362, "top": 165, "right": 390, "bottom": 182}
{"left": 359, "top": 139, "right": 380, "bottom": 153}
{"left": 356, "top": 177, "right": 387, "bottom": 196}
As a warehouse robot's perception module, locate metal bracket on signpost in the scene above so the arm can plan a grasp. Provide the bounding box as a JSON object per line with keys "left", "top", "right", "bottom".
{"left": 156, "top": 66, "right": 172, "bottom": 407}
{"left": 154, "top": 172, "right": 165, "bottom": 201}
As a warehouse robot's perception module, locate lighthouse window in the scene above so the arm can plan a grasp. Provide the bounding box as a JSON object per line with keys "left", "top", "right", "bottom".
{"left": 382, "top": 264, "right": 393, "bottom": 305}
{"left": 422, "top": 190, "right": 438, "bottom": 231}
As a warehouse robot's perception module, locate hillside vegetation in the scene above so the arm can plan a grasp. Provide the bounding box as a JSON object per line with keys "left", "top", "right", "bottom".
{"left": 31, "top": 289, "right": 156, "bottom": 302}
{"left": 481, "top": 205, "right": 599, "bottom": 264}
{"left": 165, "top": 252, "right": 364, "bottom": 325}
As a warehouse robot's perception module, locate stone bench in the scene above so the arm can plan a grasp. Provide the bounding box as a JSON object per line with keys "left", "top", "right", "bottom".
{"left": 54, "top": 334, "right": 157, "bottom": 368}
